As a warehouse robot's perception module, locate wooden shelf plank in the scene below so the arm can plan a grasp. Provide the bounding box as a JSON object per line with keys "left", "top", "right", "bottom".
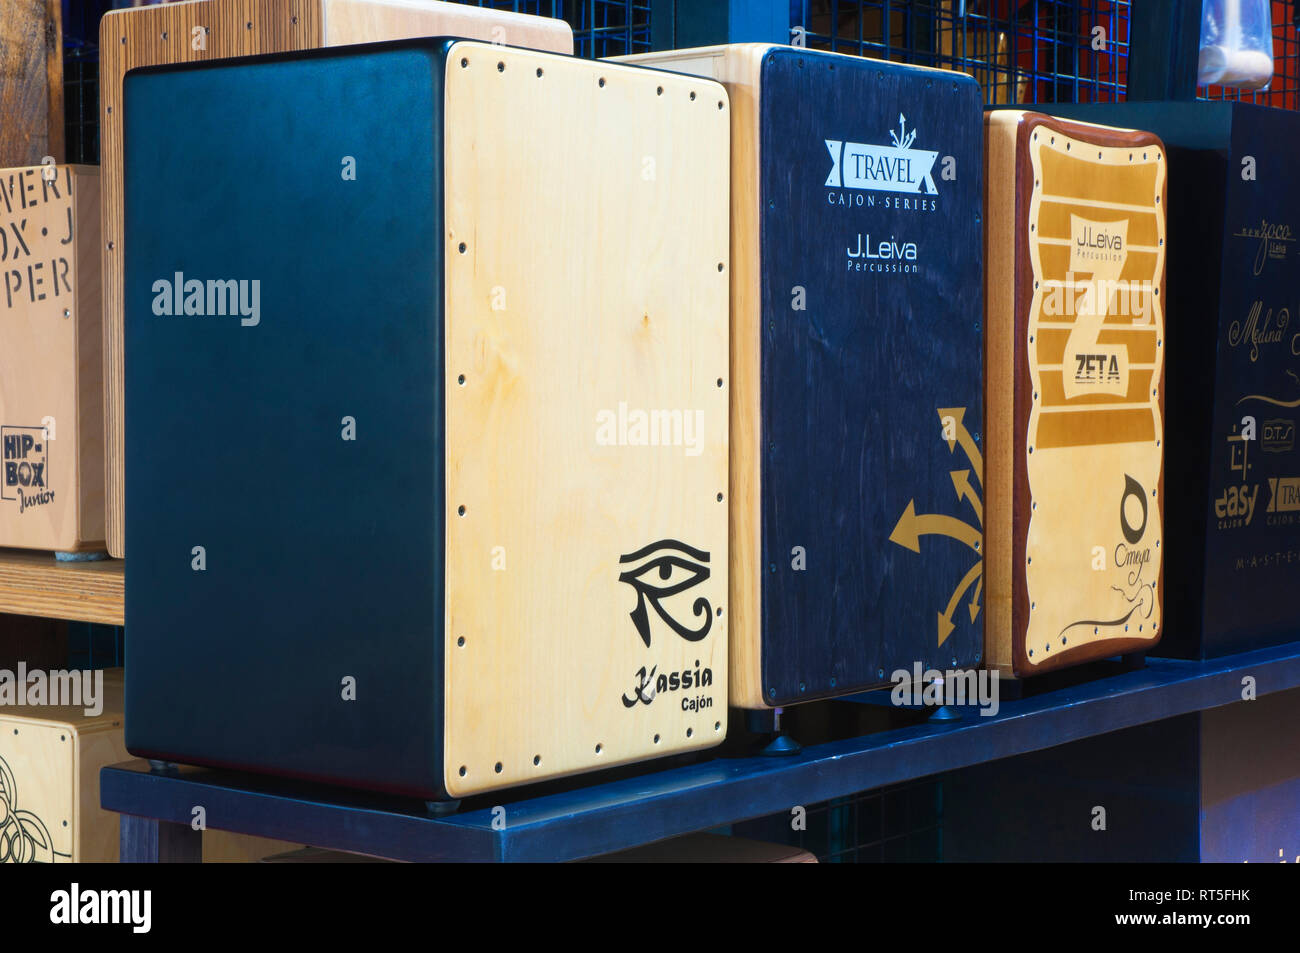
{"left": 0, "top": 549, "right": 124, "bottom": 625}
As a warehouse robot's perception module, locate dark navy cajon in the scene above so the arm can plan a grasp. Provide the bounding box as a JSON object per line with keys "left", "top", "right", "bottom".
{"left": 123, "top": 40, "right": 731, "bottom": 798}
{"left": 1048, "top": 101, "right": 1300, "bottom": 659}
{"left": 617, "top": 45, "right": 984, "bottom": 707}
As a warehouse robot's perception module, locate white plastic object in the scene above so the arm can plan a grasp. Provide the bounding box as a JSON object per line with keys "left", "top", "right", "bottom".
{"left": 1198, "top": 0, "right": 1274, "bottom": 89}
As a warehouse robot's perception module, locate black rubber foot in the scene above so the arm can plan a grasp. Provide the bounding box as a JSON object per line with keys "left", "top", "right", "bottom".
{"left": 760, "top": 733, "right": 803, "bottom": 756}
{"left": 147, "top": 760, "right": 179, "bottom": 775}
{"left": 425, "top": 799, "right": 461, "bottom": 816}
{"left": 928, "top": 704, "right": 962, "bottom": 722}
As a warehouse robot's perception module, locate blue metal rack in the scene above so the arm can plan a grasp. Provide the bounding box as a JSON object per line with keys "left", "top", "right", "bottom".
{"left": 102, "top": 639, "right": 1300, "bottom": 862}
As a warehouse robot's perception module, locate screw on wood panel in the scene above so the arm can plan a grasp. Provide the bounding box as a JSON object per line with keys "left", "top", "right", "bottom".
{"left": 686, "top": 728, "right": 693, "bottom": 737}
{"left": 536, "top": 68, "right": 543, "bottom": 77}
{"left": 457, "top": 505, "right": 466, "bottom": 516}
{"left": 459, "top": 766, "right": 466, "bottom": 776}
{"left": 533, "top": 755, "right": 540, "bottom": 766}
{"left": 595, "top": 743, "right": 602, "bottom": 754}
{"left": 494, "top": 762, "right": 502, "bottom": 773}
{"left": 689, "top": 90, "right": 696, "bottom": 100}
{"left": 656, "top": 86, "right": 663, "bottom": 95}
{"left": 497, "top": 61, "right": 505, "bottom": 72}
{"left": 456, "top": 636, "right": 464, "bottom": 647}
{"left": 598, "top": 77, "right": 605, "bottom": 87}
{"left": 461, "top": 58, "right": 468, "bottom": 68}
{"left": 653, "top": 734, "right": 660, "bottom": 744}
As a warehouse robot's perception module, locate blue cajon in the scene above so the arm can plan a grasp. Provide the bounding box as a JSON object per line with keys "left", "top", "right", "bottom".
{"left": 615, "top": 45, "right": 985, "bottom": 707}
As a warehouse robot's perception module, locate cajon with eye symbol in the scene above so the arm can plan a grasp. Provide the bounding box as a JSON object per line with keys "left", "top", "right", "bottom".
{"left": 615, "top": 45, "right": 985, "bottom": 707}
{"left": 122, "top": 40, "right": 729, "bottom": 799}
{"left": 983, "top": 111, "right": 1166, "bottom": 676}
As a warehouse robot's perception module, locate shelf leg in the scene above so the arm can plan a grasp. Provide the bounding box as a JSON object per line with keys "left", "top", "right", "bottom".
{"left": 119, "top": 815, "right": 202, "bottom": 863}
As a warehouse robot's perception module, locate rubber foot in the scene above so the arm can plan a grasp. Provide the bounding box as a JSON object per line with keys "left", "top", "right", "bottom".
{"left": 55, "top": 550, "right": 110, "bottom": 562}
{"left": 760, "top": 733, "right": 803, "bottom": 756}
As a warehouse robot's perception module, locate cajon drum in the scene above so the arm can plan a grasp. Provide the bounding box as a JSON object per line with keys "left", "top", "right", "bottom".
{"left": 99, "top": 0, "right": 574, "bottom": 559}
{"left": 1042, "top": 102, "right": 1300, "bottom": 660}
{"left": 615, "top": 45, "right": 984, "bottom": 707}
{"left": 984, "top": 111, "right": 1166, "bottom": 677}
{"left": 0, "top": 668, "right": 125, "bottom": 863}
{"left": 0, "top": 164, "right": 104, "bottom": 553}
{"left": 123, "top": 40, "right": 729, "bottom": 799}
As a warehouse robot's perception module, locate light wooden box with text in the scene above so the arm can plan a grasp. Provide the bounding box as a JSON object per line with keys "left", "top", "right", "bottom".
{"left": 984, "top": 111, "right": 1166, "bottom": 676}
{"left": 0, "top": 164, "right": 104, "bottom": 554}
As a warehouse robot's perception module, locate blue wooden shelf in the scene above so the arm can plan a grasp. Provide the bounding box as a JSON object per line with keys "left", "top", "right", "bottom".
{"left": 101, "top": 639, "right": 1300, "bottom": 862}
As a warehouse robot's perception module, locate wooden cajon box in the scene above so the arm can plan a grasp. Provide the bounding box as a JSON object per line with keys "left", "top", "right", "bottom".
{"left": 0, "top": 668, "right": 125, "bottom": 863}
{"left": 0, "top": 164, "right": 104, "bottom": 553}
{"left": 99, "top": 0, "right": 574, "bottom": 559}
{"left": 123, "top": 41, "right": 729, "bottom": 799}
{"left": 615, "top": 46, "right": 984, "bottom": 707}
{"left": 1043, "top": 102, "right": 1300, "bottom": 660}
{"left": 984, "top": 111, "right": 1166, "bottom": 677}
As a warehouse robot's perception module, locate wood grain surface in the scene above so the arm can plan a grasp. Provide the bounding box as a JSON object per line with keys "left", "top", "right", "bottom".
{"left": 0, "top": 548, "right": 123, "bottom": 625}
{"left": 0, "top": 0, "right": 64, "bottom": 167}
{"left": 442, "top": 43, "right": 730, "bottom": 797}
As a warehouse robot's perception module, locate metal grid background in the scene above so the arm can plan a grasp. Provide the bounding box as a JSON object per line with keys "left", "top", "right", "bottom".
{"left": 1201, "top": 0, "right": 1300, "bottom": 109}
{"left": 470, "top": 1, "right": 653, "bottom": 57}
{"left": 791, "top": 0, "right": 1131, "bottom": 105}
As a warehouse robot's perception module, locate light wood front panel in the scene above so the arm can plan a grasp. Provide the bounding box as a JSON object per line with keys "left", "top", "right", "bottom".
{"left": 985, "top": 112, "right": 1165, "bottom": 675}
{"left": 0, "top": 671, "right": 124, "bottom": 863}
{"left": 613, "top": 45, "right": 768, "bottom": 709}
{"left": 99, "top": 0, "right": 572, "bottom": 558}
{"left": 443, "top": 44, "right": 730, "bottom": 797}
{"left": 0, "top": 165, "right": 103, "bottom": 552}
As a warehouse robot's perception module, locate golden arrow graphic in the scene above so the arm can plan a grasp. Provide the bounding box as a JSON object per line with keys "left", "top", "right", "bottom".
{"left": 950, "top": 469, "right": 983, "bottom": 526}
{"left": 938, "top": 560, "right": 983, "bottom": 646}
{"left": 889, "top": 500, "right": 982, "bottom": 554}
{"left": 937, "top": 407, "right": 983, "bottom": 487}
{"left": 968, "top": 576, "right": 983, "bottom": 623}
